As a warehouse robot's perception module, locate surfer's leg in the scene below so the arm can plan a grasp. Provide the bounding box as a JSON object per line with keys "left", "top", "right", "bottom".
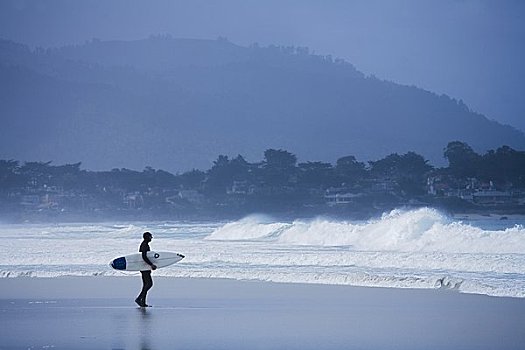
{"left": 144, "top": 271, "right": 153, "bottom": 303}
{"left": 136, "top": 271, "right": 152, "bottom": 306}
{"left": 140, "top": 271, "right": 153, "bottom": 306}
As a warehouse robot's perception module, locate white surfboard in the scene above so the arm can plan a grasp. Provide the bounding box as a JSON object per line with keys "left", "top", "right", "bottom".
{"left": 109, "top": 251, "right": 185, "bottom": 271}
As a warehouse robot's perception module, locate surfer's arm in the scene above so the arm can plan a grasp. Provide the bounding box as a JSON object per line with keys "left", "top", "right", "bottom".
{"left": 139, "top": 241, "right": 157, "bottom": 270}
{"left": 141, "top": 251, "right": 156, "bottom": 269}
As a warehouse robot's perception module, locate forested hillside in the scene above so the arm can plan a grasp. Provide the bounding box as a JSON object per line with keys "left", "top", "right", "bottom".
{"left": 1, "top": 36, "right": 524, "bottom": 172}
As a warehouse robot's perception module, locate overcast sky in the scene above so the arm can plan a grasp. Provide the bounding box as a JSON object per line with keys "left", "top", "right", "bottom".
{"left": 1, "top": 0, "right": 524, "bottom": 132}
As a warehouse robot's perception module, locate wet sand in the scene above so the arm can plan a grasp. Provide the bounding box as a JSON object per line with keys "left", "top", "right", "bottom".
{"left": 1, "top": 277, "right": 524, "bottom": 350}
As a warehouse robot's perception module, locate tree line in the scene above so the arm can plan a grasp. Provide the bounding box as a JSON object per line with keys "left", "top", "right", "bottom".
{"left": 1, "top": 141, "right": 525, "bottom": 194}
{"left": 1, "top": 141, "right": 524, "bottom": 218}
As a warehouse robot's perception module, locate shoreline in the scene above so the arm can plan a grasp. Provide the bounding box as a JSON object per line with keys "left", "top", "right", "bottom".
{"left": 0, "top": 275, "right": 523, "bottom": 300}
{"left": 1, "top": 276, "right": 524, "bottom": 349}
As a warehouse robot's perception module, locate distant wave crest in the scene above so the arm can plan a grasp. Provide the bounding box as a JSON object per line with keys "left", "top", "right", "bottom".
{"left": 207, "top": 208, "right": 525, "bottom": 254}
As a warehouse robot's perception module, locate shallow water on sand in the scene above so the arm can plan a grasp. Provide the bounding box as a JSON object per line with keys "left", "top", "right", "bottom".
{"left": 1, "top": 278, "right": 525, "bottom": 350}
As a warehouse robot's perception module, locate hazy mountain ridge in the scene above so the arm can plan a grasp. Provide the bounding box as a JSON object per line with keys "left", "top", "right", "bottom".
{"left": 1, "top": 37, "right": 524, "bottom": 172}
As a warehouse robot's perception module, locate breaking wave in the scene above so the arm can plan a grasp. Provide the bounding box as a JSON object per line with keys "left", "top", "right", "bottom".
{"left": 2, "top": 210, "right": 524, "bottom": 298}
{"left": 207, "top": 208, "right": 525, "bottom": 254}
{"left": 206, "top": 214, "right": 290, "bottom": 240}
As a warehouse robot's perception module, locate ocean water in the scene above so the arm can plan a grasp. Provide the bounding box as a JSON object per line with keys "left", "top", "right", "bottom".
{"left": 1, "top": 208, "right": 524, "bottom": 298}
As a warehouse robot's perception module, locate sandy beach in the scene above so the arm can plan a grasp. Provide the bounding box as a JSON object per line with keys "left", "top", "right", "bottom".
{"left": 1, "top": 277, "right": 524, "bottom": 350}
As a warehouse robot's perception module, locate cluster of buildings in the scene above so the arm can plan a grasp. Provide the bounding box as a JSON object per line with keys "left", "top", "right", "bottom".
{"left": 426, "top": 176, "right": 525, "bottom": 207}
{"left": 323, "top": 176, "right": 525, "bottom": 209}
{"left": 5, "top": 174, "right": 525, "bottom": 220}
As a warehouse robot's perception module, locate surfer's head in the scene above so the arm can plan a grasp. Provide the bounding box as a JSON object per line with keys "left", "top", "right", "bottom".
{"left": 143, "top": 231, "right": 153, "bottom": 241}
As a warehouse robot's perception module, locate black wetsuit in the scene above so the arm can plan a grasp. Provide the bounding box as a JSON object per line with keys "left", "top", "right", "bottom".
{"left": 136, "top": 240, "right": 154, "bottom": 306}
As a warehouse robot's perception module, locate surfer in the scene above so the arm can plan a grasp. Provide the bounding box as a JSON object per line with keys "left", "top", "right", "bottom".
{"left": 135, "top": 231, "right": 157, "bottom": 307}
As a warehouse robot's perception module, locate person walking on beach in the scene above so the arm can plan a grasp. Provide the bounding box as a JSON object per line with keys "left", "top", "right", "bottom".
{"left": 135, "top": 231, "right": 157, "bottom": 307}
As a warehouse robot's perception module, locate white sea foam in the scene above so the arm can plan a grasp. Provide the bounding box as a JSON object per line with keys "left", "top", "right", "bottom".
{"left": 1, "top": 208, "right": 524, "bottom": 298}
{"left": 206, "top": 214, "right": 290, "bottom": 240}
{"left": 207, "top": 208, "right": 525, "bottom": 254}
